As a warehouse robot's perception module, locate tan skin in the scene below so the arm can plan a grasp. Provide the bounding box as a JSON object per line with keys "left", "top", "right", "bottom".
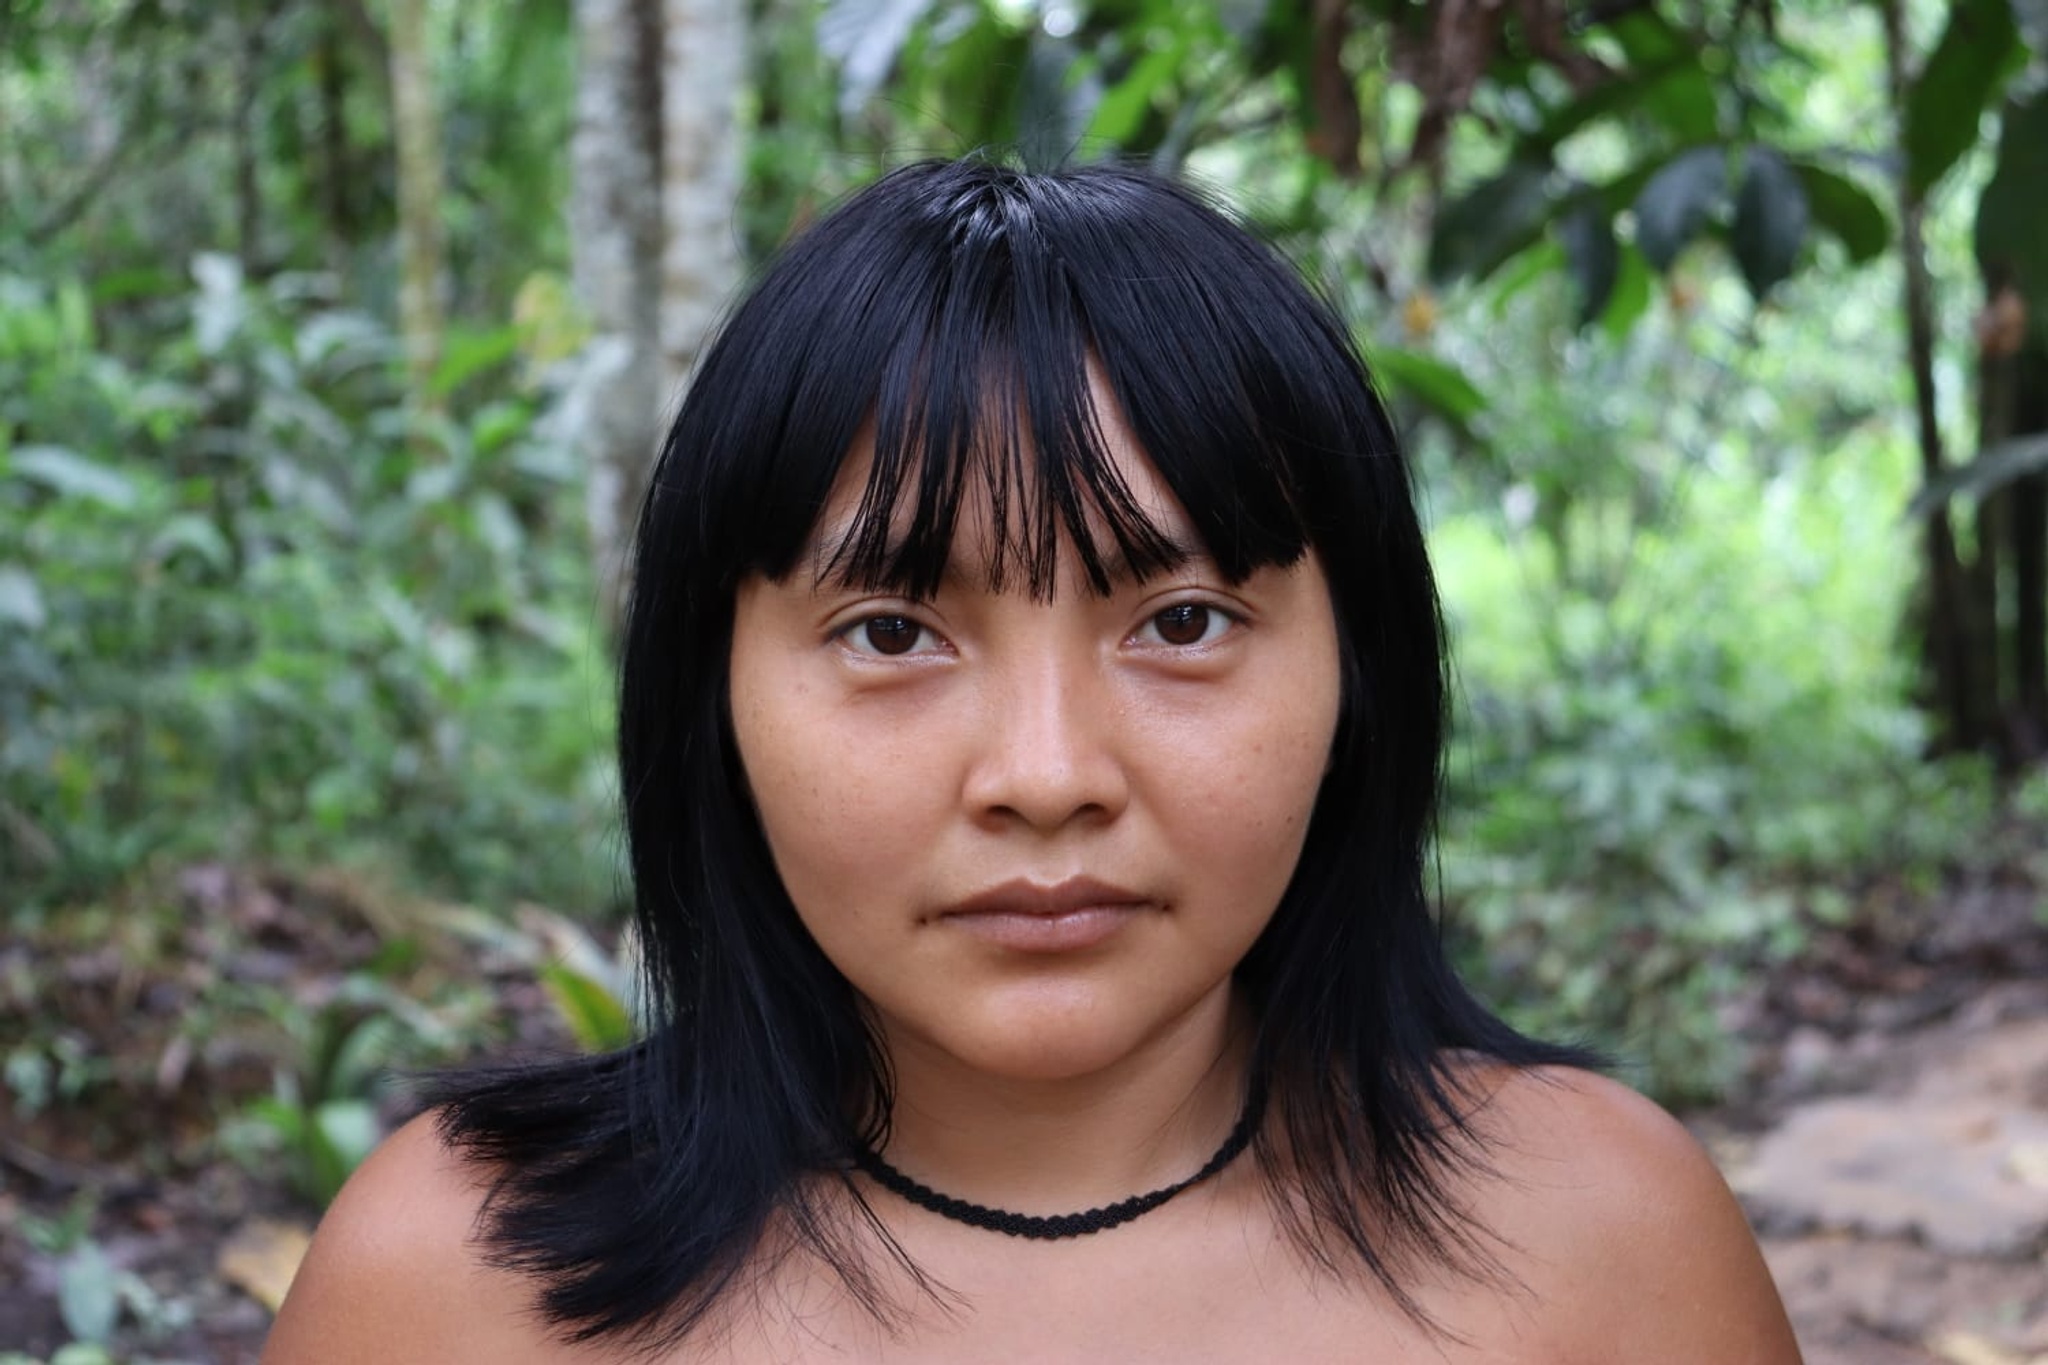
{"left": 264, "top": 395, "right": 1803, "bottom": 1364}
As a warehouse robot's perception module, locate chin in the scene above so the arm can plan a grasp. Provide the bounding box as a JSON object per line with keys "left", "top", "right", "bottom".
{"left": 897, "top": 980, "right": 1226, "bottom": 1085}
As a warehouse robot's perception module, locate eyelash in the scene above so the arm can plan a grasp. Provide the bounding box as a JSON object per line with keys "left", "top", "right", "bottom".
{"left": 831, "top": 598, "right": 1245, "bottom": 660}
{"left": 1132, "top": 600, "right": 1240, "bottom": 649}
{"left": 834, "top": 612, "right": 943, "bottom": 659}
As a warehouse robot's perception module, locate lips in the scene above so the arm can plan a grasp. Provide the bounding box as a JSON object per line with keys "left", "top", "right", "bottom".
{"left": 938, "top": 877, "right": 1153, "bottom": 952}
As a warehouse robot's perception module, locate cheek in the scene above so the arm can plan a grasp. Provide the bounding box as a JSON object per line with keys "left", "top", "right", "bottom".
{"left": 1152, "top": 670, "right": 1340, "bottom": 876}
{"left": 731, "top": 687, "right": 939, "bottom": 909}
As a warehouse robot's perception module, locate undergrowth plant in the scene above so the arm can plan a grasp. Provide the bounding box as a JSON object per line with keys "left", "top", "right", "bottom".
{"left": 0, "top": 259, "right": 618, "bottom": 920}
{"left": 1426, "top": 269, "right": 1995, "bottom": 1103}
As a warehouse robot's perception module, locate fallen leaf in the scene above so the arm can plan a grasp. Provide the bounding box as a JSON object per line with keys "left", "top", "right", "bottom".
{"left": 217, "top": 1218, "right": 314, "bottom": 1314}
{"left": 1928, "top": 1330, "right": 2026, "bottom": 1365}
{"left": 2007, "top": 1142, "right": 2048, "bottom": 1192}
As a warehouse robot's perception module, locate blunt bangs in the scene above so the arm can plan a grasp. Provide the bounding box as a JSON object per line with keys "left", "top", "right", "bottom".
{"left": 666, "top": 159, "right": 1398, "bottom": 604}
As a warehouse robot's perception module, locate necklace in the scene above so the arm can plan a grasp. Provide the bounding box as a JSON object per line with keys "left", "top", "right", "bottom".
{"left": 850, "top": 1090, "right": 1262, "bottom": 1240}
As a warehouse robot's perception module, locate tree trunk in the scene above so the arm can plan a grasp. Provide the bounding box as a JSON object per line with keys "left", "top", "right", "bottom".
{"left": 2000, "top": 339, "right": 2048, "bottom": 760}
{"left": 657, "top": 0, "right": 743, "bottom": 401}
{"left": 233, "top": 4, "right": 268, "bottom": 273}
{"left": 570, "top": 0, "right": 744, "bottom": 624}
{"left": 1882, "top": 0, "right": 1981, "bottom": 754}
{"left": 315, "top": 0, "right": 356, "bottom": 273}
{"left": 571, "top": 0, "right": 667, "bottom": 619}
{"left": 388, "top": 0, "right": 448, "bottom": 413}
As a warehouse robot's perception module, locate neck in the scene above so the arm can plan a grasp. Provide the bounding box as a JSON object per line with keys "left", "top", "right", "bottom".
{"left": 862, "top": 985, "right": 1255, "bottom": 1214}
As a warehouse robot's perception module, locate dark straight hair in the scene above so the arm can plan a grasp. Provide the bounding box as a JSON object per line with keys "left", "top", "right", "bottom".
{"left": 432, "top": 156, "right": 1593, "bottom": 1351}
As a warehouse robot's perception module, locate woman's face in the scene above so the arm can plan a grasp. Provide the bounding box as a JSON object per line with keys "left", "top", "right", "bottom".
{"left": 728, "top": 395, "right": 1343, "bottom": 1085}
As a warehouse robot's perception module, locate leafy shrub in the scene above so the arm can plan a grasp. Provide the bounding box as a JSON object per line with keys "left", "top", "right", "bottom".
{"left": 1, "top": 259, "right": 617, "bottom": 918}
{"left": 1426, "top": 279, "right": 1994, "bottom": 1103}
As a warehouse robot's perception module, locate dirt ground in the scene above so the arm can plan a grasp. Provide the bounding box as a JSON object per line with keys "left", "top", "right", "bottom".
{"left": 1709, "top": 882, "right": 2048, "bottom": 1365}
{"left": 3, "top": 865, "right": 2045, "bottom": 1363}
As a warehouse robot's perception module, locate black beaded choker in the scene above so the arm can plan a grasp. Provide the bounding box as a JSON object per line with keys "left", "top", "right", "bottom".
{"left": 850, "top": 1092, "right": 1262, "bottom": 1240}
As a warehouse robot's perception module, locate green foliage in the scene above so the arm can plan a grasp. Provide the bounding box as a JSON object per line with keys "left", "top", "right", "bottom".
{"left": 10, "top": 1190, "right": 191, "bottom": 1356}
{"left": 0, "top": 261, "right": 616, "bottom": 915}
{"left": 1730, "top": 147, "right": 1808, "bottom": 299}
{"left": 1903, "top": 0, "right": 2023, "bottom": 199}
{"left": 1974, "top": 87, "right": 2048, "bottom": 344}
{"left": 1425, "top": 264, "right": 1996, "bottom": 1102}
{"left": 228, "top": 959, "right": 457, "bottom": 1205}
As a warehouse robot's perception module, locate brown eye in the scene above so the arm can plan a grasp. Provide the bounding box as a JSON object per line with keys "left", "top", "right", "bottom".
{"left": 861, "top": 615, "right": 922, "bottom": 656}
{"left": 1150, "top": 603, "right": 1215, "bottom": 647}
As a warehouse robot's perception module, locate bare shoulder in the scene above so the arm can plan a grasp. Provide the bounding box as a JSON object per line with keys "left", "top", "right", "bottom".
{"left": 261, "top": 1112, "right": 560, "bottom": 1365}
{"left": 1455, "top": 1064, "right": 1803, "bottom": 1365}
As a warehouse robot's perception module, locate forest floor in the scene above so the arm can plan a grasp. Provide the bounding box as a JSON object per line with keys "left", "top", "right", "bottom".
{"left": 1, "top": 865, "right": 2045, "bottom": 1363}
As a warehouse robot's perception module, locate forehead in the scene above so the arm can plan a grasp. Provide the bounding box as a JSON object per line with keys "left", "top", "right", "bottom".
{"left": 796, "top": 371, "right": 1213, "bottom": 600}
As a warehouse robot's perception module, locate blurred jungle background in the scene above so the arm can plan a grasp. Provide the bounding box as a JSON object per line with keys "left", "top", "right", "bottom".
{"left": 4, "top": 0, "right": 2048, "bottom": 1360}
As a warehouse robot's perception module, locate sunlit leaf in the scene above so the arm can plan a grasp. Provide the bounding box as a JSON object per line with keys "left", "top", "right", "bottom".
{"left": 1599, "top": 245, "right": 1654, "bottom": 340}
{"left": 310, "top": 1100, "right": 381, "bottom": 1204}
{"left": 190, "top": 251, "right": 248, "bottom": 356}
{"left": 0, "top": 567, "right": 46, "bottom": 630}
{"left": 540, "top": 963, "right": 634, "bottom": 1053}
{"left": 55, "top": 280, "right": 92, "bottom": 348}
{"left": 1632, "top": 146, "right": 1726, "bottom": 272}
{"left": 1522, "top": 53, "right": 1703, "bottom": 155}
{"left": 57, "top": 1242, "right": 120, "bottom": 1344}
{"left": 431, "top": 324, "right": 522, "bottom": 398}
{"left": 147, "top": 514, "right": 233, "bottom": 573}
{"left": 9, "top": 445, "right": 139, "bottom": 509}
{"left": 1787, "top": 159, "right": 1890, "bottom": 262}
{"left": 1367, "top": 346, "right": 1488, "bottom": 426}
{"left": 1731, "top": 147, "right": 1809, "bottom": 300}
{"left": 1904, "top": 0, "right": 2020, "bottom": 199}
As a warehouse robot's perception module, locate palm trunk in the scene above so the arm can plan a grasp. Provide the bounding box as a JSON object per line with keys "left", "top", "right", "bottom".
{"left": 388, "top": 0, "right": 448, "bottom": 413}
{"left": 570, "top": 0, "right": 744, "bottom": 626}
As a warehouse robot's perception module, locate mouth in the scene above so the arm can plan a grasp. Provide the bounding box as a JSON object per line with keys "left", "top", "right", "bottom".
{"left": 937, "top": 877, "right": 1153, "bottom": 953}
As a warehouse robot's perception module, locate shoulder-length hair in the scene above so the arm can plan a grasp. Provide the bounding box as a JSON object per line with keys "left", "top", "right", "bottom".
{"left": 434, "top": 156, "right": 1590, "bottom": 1352}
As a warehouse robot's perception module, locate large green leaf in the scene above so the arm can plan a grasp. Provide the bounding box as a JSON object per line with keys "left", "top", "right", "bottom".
{"left": 1632, "top": 146, "right": 1727, "bottom": 272}
{"left": 1601, "top": 10, "right": 1720, "bottom": 140}
{"left": 1087, "top": 35, "right": 1187, "bottom": 147}
{"left": 1731, "top": 147, "right": 1809, "bottom": 300}
{"left": 1558, "top": 204, "right": 1619, "bottom": 327}
{"left": 1367, "top": 346, "right": 1487, "bottom": 428}
{"left": 1904, "top": 0, "right": 2021, "bottom": 199}
{"left": 1974, "top": 89, "right": 2048, "bottom": 338}
{"left": 1786, "top": 159, "right": 1891, "bottom": 262}
{"left": 1429, "top": 159, "right": 1554, "bottom": 284}
{"left": 1521, "top": 54, "right": 1710, "bottom": 156}
{"left": 540, "top": 963, "right": 634, "bottom": 1052}
{"left": 57, "top": 1243, "right": 121, "bottom": 1345}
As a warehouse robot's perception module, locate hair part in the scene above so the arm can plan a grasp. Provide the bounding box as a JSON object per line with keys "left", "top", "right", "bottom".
{"left": 431, "top": 154, "right": 1597, "bottom": 1352}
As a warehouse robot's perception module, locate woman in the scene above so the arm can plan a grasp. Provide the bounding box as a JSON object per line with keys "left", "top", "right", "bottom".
{"left": 264, "top": 159, "right": 1801, "bottom": 1363}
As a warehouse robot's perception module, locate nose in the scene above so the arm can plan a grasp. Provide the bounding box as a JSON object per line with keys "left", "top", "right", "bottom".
{"left": 961, "top": 645, "right": 1130, "bottom": 832}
